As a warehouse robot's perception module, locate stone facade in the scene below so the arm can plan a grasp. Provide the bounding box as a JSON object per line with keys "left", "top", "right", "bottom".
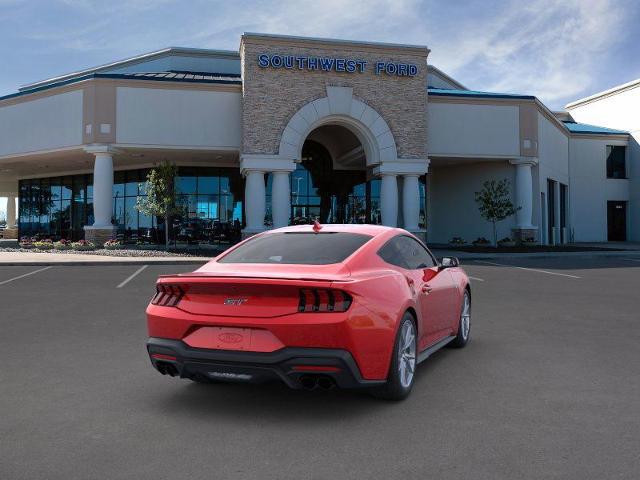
{"left": 84, "top": 226, "right": 117, "bottom": 246}
{"left": 2, "top": 227, "right": 18, "bottom": 239}
{"left": 240, "top": 34, "right": 429, "bottom": 160}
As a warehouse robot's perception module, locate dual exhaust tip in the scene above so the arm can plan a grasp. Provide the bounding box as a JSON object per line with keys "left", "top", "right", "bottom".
{"left": 299, "top": 375, "right": 336, "bottom": 390}
{"left": 156, "top": 361, "right": 179, "bottom": 377}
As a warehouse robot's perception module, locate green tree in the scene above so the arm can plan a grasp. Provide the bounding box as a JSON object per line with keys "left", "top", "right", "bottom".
{"left": 474, "top": 179, "right": 519, "bottom": 246}
{"left": 136, "top": 161, "right": 182, "bottom": 250}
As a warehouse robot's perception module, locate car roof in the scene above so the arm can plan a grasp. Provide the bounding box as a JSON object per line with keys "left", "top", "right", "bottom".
{"left": 266, "top": 223, "right": 400, "bottom": 236}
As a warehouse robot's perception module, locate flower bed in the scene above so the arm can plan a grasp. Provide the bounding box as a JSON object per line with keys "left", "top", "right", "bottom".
{"left": 71, "top": 240, "right": 96, "bottom": 251}
{"left": 103, "top": 239, "right": 123, "bottom": 250}
{"left": 54, "top": 239, "right": 73, "bottom": 250}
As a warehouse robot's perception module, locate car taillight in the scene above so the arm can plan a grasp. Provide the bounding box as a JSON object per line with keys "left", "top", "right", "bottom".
{"left": 298, "top": 288, "right": 352, "bottom": 313}
{"left": 151, "top": 284, "right": 185, "bottom": 307}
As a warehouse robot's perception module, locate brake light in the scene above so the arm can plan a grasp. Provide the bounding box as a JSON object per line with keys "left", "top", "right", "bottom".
{"left": 298, "top": 288, "right": 352, "bottom": 312}
{"left": 151, "top": 284, "right": 185, "bottom": 307}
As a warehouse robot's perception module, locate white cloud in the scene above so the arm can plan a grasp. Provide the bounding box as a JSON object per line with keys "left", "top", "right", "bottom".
{"left": 426, "top": 0, "right": 628, "bottom": 107}
{"left": 2, "top": 0, "right": 635, "bottom": 109}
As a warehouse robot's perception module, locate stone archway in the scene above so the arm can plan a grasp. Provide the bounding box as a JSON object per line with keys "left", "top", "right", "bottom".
{"left": 240, "top": 86, "right": 428, "bottom": 235}
{"left": 278, "top": 86, "right": 398, "bottom": 166}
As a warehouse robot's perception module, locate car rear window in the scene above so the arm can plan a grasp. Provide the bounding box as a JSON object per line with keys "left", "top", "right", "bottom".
{"left": 218, "top": 232, "right": 372, "bottom": 265}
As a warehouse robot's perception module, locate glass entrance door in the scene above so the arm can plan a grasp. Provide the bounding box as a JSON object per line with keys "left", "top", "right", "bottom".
{"left": 290, "top": 140, "right": 381, "bottom": 225}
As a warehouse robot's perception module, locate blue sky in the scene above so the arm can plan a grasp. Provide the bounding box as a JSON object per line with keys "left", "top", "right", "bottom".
{"left": 1, "top": 0, "right": 640, "bottom": 215}
{"left": 1, "top": 0, "right": 639, "bottom": 109}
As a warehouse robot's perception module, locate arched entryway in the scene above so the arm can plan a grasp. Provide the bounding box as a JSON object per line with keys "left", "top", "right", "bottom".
{"left": 240, "top": 86, "right": 429, "bottom": 236}
{"left": 280, "top": 124, "right": 382, "bottom": 226}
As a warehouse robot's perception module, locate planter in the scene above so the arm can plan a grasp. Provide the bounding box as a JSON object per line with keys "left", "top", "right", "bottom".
{"left": 498, "top": 241, "right": 516, "bottom": 247}
{"left": 448, "top": 242, "right": 468, "bottom": 248}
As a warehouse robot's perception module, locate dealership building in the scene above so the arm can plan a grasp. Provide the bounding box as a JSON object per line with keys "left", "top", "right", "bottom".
{"left": 0, "top": 33, "right": 637, "bottom": 245}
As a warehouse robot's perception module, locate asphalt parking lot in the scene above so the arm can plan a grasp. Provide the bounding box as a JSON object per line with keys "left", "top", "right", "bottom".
{"left": 1, "top": 256, "right": 639, "bottom": 479}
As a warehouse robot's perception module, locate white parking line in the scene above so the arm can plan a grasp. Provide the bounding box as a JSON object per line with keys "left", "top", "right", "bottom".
{"left": 0, "top": 266, "right": 52, "bottom": 286}
{"left": 474, "top": 260, "right": 581, "bottom": 279}
{"left": 116, "top": 265, "right": 148, "bottom": 289}
{"left": 468, "top": 276, "right": 485, "bottom": 282}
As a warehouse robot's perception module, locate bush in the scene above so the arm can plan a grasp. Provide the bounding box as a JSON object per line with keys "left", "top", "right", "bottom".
{"left": 103, "top": 239, "right": 123, "bottom": 250}
{"left": 54, "top": 239, "right": 73, "bottom": 250}
{"left": 472, "top": 237, "right": 491, "bottom": 246}
{"left": 498, "top": 237, "right": 516, "bottom": 247}
{"left": 19, "top": 236, "right": 34, "bottom": 249}
{"left": 449, "top": 237, "right": 466, "bottom": 245}
{"left": 33, "top": 239, "right": 54, "bottom": 250}
{"left": 71, "top": 240, "right": 96, "bottom": 251}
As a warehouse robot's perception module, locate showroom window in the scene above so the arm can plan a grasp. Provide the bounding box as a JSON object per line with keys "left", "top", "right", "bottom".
{"left": 606, "top": 146, "right": 626, "bottom": 179}
{"left": 18, "top": 167, "right": 244, "bottom": 245}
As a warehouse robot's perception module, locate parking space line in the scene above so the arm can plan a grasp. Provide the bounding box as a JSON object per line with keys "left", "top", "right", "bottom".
{"left": 474, "top": 260, "right": 581, "bottom": 279}
{"left": 468, "top": 276, "right": 485, "bottom": 282}
{"left": 116, "top": 265, "right": 148, "bottom": 289}
{"left": 0, "top": 266, "right": 52, "bottom": 286}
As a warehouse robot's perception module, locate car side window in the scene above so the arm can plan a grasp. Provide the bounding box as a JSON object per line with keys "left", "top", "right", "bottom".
{"left": 396, "top": 236, "right": 436, "bottom": 269}
{"left": 378, "top": 235, "right": 437, "bottom": 270}
{"left": 377, "top": 237, "right": 409, "bottom": 269}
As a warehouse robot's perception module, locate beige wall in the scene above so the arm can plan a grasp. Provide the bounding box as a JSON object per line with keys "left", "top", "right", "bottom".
{"left": 0, "top": 90, "right": 83, "bottom": 157}
{"left": 427, "top": 102, "right": 520, "bottom": 157}
{"left": 115, "top": 86, "right": 242, "bottom": 148}
{"left": 428, "top": 161, "right": 517, "bottom": 244}
{"left": 240, "top": 35, "right": 429, "bottom": 159}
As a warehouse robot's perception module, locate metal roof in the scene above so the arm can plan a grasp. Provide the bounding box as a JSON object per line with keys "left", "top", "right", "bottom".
{"left": 19, "top": 47, "right": 240, "bottom": 92}
{"left": 562, "top": 121, "right": 628, "bottom": 135}
{"left": 0, "top": 71, "right": 241, "bottom": 103}
{"left": 428, "top": 87, "right": 535, "bottom": 100}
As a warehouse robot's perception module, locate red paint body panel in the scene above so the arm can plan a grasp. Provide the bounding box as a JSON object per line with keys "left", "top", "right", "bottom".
{"left": 146, "top": 224, "right": 469, "bottom": 382}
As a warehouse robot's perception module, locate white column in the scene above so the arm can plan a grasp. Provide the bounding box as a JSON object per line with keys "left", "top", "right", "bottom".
{"left": 6, "top": 195, "right": 17, "bottom": 228}
{"left": 402, "top": 174, "right": 420, "bottom": 231}
{"left": 513, "top": 160, "right": 535, "bottom": 228}
{"left": 92, "top": 152, "right": 114, "bottom": 227}
{"left": 380, "top": 174, "right": 398, "bottom": 227}
{"left": 271, "top": 171, "right": 290, "bottom": 229}
{"left": 244, "top": 170, "right": 266, "bottom": 232}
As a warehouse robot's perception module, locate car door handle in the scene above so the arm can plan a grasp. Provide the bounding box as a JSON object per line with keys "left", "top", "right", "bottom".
{"left": 421, "top": 284, "right": 433, "bottom": 294}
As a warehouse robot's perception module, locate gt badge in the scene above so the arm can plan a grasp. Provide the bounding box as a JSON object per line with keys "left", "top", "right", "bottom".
{"left": 223, "top": 298, "right": 248, "bottom": 306}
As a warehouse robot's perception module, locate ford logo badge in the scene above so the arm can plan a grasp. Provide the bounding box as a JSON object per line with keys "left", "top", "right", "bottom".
{"left": 218, "top": 332, "right": 243, "bottom": 344}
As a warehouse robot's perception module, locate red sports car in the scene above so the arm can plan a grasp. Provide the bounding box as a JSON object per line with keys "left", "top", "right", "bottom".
{"left": 146, "top": 224, "right": 471, "bottom": 400}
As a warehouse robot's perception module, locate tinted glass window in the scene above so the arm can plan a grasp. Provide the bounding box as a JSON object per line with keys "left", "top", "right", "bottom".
{"left": 606, "top": 146, "right": 626, "bottom": 179}
{"left": 218, "top": 232, "right": 371, "bottom": 265}
{"left": 378, "top": 235, "right": 436, "bottom": 270}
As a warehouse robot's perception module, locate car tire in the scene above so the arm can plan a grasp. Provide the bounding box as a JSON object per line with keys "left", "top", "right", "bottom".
{"left": 449, "top": 288, "right": 471, "bottom": 348}
{"left": 371, "top": 312, "right": 417, "bottom": 401}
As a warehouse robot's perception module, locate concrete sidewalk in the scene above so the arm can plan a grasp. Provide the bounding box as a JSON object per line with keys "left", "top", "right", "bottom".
{"left": 0, "top": 251, "right": 212, "bottom": 266}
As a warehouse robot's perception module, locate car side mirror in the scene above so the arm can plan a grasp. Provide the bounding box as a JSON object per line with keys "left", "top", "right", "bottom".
{"left": 440, "top": 257, "right": 460, "bottom": 269}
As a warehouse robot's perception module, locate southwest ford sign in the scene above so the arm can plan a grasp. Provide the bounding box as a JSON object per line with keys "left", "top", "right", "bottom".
{"left": 257, "top": 54, "right": 418, "bottom": 77}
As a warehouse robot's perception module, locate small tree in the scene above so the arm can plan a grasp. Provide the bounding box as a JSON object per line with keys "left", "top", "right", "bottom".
{"left": 474, "top": 179, "right": 519, "bottom": 246}
{"left": 136, "top": 161, "right": 182, "bottom": 250}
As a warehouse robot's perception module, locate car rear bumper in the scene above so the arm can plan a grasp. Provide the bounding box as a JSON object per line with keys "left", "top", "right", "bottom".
{"left": 147, "top": 337, "right": 386, "bottom": 390}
